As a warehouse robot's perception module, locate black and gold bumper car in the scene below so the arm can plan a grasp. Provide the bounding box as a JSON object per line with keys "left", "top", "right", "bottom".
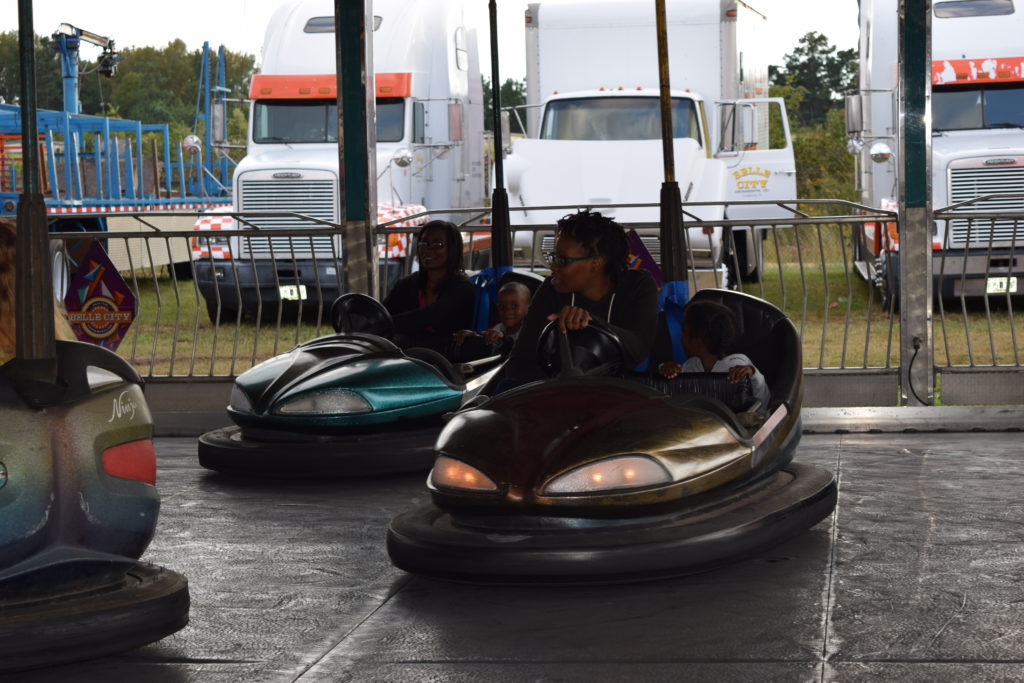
{"left": 0, "top": 342, "right": 189, "bottom": 672}
{"left": 387, "top": 289, "right": 836, "bottom": 583}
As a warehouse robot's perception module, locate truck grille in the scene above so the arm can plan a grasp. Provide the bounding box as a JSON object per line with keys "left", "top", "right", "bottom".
{"left": 949, "top": 167, "right": 1024, "bottom": 246}
{"left": 238, "top": 179, "right": 339, "bottom": 257}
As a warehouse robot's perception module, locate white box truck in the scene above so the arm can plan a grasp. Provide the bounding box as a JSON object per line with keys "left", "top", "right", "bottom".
{"left": 849, "top": 0, "right": 1024, "bottom": 304}
{"left": 195, "top": 0, "right": 485, "bottom": 321}
{"left": 504, "top": 0, "right": 797, "bottom": 281}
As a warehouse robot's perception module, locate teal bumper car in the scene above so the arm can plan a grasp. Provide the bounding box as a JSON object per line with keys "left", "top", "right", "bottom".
{"left": 198, "top": 294, "right": 505, "bottom": 477}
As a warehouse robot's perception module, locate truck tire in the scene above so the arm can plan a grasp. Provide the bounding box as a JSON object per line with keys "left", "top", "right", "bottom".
{"left": 205, "top": 299, "right": 240, "bottom": 325}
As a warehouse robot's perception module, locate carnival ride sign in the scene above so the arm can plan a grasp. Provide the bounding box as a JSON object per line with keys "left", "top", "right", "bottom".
{"left": 64, "top": 241, "right": 136, "bottom": 351}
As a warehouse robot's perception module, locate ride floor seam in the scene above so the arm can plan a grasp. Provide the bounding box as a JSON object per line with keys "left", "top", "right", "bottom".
{"left": 819, "top": 436, "right": 844, "bottom": 683}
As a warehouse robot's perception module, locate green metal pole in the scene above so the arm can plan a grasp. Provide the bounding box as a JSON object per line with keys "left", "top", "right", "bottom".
{"left": 335, "top": 0, "right": 377, "bottom": 296}
{"left": 898, "top": 0, "right": 933, "bottom": 406}
{"left": 15, "top": 0, "right": 56, "bottom": 376}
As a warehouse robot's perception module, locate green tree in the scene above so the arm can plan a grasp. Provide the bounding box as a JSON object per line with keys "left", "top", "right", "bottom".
{"left": 482, "top": 77, "right": 526, "bottom": 134}
{"left": 770, "top": 32, "right": 857, "bottom": 126}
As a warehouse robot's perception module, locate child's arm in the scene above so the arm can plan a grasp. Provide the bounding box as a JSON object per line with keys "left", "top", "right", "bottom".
{"left": 726, "top": 365, "right": 754, "bottom": 383}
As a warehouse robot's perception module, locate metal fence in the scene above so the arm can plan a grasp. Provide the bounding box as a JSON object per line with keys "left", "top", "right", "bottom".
{"left": 47, "top": 198, "right": 1024, "bottom": 411}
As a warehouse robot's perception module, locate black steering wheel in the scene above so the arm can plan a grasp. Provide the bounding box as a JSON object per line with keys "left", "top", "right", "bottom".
{"left": 330, "top": 293, "right": 395, "bottom": 338}
{"left": 537, "top": 320, "right": 626, "bottom": 378}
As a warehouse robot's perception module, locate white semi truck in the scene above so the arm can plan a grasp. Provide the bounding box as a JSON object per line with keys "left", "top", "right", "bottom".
{"left": 848, "top": 0, "right": 1024, "bottom": 303}
{"left": 195, "top": 0, "right": 485, "bottom": 321}
{"left": 504, "top": 0, "right": 797, "bottom": 280}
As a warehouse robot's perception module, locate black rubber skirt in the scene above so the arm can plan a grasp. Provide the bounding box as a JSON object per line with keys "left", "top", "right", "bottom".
{"left": 0, "top": 562, "right": 189, "bottom": 673}
{"left": 198, "top": 424, "right": 438, "bottom": 477}
{"left": 387, "top": 463, "right": 837, "bottom": 584}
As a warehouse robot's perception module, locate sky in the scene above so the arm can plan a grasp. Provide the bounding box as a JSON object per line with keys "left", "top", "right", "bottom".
{"left": 4, "top": 0, "right": 859, "bottom": 80}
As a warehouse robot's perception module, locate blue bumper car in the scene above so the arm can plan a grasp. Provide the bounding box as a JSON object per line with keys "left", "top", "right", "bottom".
{"left": 0, "top": 342, "right": 189, "bottom": 672}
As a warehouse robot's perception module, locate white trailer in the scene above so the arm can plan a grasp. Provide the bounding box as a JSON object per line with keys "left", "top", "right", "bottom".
{"left": 505, "top": 0, "right": 797, "bottom": 280}
{"left": 195, "top": 0, "right": 485, "bottom": 321}
{"left": 849, "top": 0, "right": 1024, "bottom": 303}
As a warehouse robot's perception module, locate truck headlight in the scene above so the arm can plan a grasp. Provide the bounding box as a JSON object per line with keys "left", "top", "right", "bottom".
{"left": 542, "top": 455, "right": 671, "bottom": 494}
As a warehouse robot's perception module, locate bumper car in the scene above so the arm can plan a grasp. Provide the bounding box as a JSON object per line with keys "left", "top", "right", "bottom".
{"left": 198, "top": 293, "right": 507, "bottom": 477}
{"left": 0, "top": 341, "right": 189, "bottom": 672}
{"left": 387, "top": 289, "right": 837, "bottom": 584}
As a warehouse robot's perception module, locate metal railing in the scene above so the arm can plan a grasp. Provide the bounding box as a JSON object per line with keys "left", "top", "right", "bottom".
{"left": 45, "top": 197, "right": 1024, "bottom": 409}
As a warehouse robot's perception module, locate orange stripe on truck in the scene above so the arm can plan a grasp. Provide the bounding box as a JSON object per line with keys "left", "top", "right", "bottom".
{"left": 933, "top": 57, "right": 1024, "bottom": 85}
{"left": 250, "top": 73, "right": 412, "bottom": 99}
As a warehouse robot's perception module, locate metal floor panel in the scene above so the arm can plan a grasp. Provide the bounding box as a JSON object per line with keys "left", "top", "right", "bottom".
{"left": 10, "top": 433, "right": 1024, "bottom": 682}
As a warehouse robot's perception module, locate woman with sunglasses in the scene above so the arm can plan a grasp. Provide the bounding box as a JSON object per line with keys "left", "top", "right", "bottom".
{"left": 382, "top": 220, "right": 475, "bottom": 353}
{"left": 503, "top": 210, "right": 658, "bottom": 384}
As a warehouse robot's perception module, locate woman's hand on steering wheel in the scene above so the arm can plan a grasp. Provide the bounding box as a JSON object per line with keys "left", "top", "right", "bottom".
{"left": 547, "top": 305, "right": 592, "bottom": 333}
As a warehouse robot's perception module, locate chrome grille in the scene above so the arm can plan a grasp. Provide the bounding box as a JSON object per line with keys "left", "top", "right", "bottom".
{"left": 238, "top": 179, "right": 339, "bottom": 257}
{"left": 949, "top": 167, "right": 1024, "bottom": 245}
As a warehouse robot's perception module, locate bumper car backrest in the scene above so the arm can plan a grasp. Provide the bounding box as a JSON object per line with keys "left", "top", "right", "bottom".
{"left": 689, "top": 289, "right": 802, "bottom": 412}
{"left": 496, "top": 269, "right": 545, "bottom": 296}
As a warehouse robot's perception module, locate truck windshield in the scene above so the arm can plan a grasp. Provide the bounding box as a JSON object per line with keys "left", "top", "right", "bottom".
{"left": 253, "top": 98, "right": 405, "bottom": 143}
{"left": 933, "top": 84, "right": 1024, "bottom": 130}
{"left": 540, "top": 97, "right": 701, "bottom": 143}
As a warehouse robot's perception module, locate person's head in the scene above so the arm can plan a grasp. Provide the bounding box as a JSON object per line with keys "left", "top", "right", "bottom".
{"left": 496, "top": 281, "right": 530, "bottom": 332}
{"left": 682, "top": 300, "right": 738, "bottom": 359}
{"left": 548, "top": 210, "right": 628, "bottom": 294}
{"left": 416, "top": 220, "right": 464, "bottom": 280}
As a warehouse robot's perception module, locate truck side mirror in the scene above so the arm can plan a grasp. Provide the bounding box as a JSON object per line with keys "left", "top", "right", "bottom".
{"left": 845, "top": 94, "right": 863, "bottom": 134}
{"left": 740, "top": 103, "right": 758, "bottom": 150}
{"left": 500, "top": 111, "right": 512, "bottom": 154}
{"left": 212, "top": 101, "right": 228, "bottom": 158}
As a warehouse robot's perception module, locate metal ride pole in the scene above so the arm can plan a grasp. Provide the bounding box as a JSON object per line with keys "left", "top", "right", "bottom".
{"left": 655, "top": 0, "right": 687, "bottom": 283}
{"left": 334, "top": 0, "right": 377, "bottom": 297}
{"left": 898, "top": 0, "right": 933, "bottom": 406}
{"left": 14, "top": 0, "right": 57, "bottom": 380}
{"left": 489, "top": 0, "right": 513, "bottom": 268}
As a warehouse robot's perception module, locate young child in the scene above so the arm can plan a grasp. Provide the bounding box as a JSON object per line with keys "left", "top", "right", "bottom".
{"left": 453, "top": 281, "right": 530, "bottom": 357}
{"left": 658, "top": 299, "right": 771, "bottom": 408}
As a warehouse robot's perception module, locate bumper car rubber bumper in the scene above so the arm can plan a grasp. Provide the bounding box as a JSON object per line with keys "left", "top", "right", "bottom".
{"left": 0, "top": 562, "right": 189, "bottom": 673}
{"left": 387, "top": 463, "right": 837, "bottom": 584}
{"left": 198, "top": 424, "right": 439, "bottom": 477}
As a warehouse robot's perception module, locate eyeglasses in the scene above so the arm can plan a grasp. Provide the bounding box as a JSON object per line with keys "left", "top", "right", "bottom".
{"left": 417, "top": 241, "right": 448, "bottom": 250}
{"left": 545, "top": 252, "right": 594, "bottom": 268}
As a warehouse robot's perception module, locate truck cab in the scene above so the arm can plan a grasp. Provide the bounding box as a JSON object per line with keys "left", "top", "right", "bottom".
{"left": 194, "top": 0, "right": 485, "bottom": 322}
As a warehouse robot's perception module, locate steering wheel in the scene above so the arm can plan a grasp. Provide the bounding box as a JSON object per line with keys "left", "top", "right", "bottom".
{"left": 536, "top": 320, "right": 626, "bottom": 378}
{"left": 330, "top": 293, "right": 395, "bottom": 338}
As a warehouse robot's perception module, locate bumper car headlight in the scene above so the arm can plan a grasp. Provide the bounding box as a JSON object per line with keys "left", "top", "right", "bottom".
{"left": 229, "top": 385, "right": 252, "bottom": 413}
{"left": 429, "top": 455, "right": 499, "bottom": 492}
{"left": 542, "top": 455, "right": 671, "bottom": 494}
{"left": 274, "top": 390, "right": 371, "bottom": 415}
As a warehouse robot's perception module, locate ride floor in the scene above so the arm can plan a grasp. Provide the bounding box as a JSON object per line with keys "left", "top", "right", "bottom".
{"left": 11, "top": 432, "right": 1024, "bottom": 682}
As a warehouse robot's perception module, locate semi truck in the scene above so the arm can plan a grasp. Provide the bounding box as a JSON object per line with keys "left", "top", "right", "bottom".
{"left": 503, "top": 0, "right": 797, "bottom": 280}
{"left": 847, "top": 0, "right": 1024, "bottom": 304}
{"left": 194, "top": 0, "right": 486, "bottom": 322}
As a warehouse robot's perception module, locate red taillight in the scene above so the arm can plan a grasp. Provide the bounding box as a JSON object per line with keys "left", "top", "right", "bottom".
{"left": 101, "top": 439, "right": 157, "bottom": 485}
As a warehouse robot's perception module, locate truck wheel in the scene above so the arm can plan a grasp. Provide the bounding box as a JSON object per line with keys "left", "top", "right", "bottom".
{"left": 726, "top": 230, "right": 761, "bottom": 285}
{"left": 205, "top": 299, "right": 240, "bottom": 325}
{"left": 876, "top": 255, "right": 900, "bottom": 313}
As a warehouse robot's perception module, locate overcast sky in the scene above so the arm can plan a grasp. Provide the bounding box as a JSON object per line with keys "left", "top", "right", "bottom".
{"left": 4, "top": 0, "right": 859, "bottom": 80}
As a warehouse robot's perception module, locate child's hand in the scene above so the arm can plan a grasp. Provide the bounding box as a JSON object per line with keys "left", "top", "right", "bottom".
{"left": 452, "top": 330, "right": 477, "bottom": 346}
{"left": 727, "top": 365, "right": 754, "bottom": 383}
{"left": 659, "top": 361, "right": 682, "bottom": 379}
{"left": 482, "top": 328, "right": 504, "bottom": 345}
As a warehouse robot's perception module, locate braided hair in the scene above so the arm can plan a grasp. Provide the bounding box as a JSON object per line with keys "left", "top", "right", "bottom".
{"left": 555, "top": 210, "right": 629, "bottom": 286}
{"left": 684, "top": 300, "right": 738, "bottom": 358}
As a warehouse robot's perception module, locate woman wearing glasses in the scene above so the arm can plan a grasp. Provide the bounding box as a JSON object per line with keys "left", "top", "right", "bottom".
{"left": 382, "top": 220, "right": 475, "bottom": 353}
{"left": 503, "top": 210, "right": 659, "bottom": 384}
